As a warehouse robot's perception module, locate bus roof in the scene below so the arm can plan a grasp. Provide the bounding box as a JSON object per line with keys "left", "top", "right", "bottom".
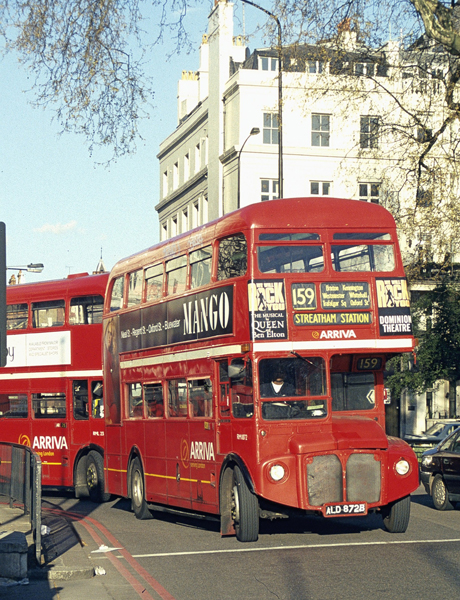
{"left": 6, "top": 272, "right": 109, "bottom": 303}
{"left": 110, "top": 197, "right": 396, "bottom": 278}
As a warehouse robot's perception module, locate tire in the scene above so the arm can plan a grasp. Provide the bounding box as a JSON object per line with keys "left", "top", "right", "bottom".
{"left": 382, "top": 495, "right": 411, "bottom": 533}
{"left": 86, "top": 451, "right": 111, "bottom": 503}
{"left": 432, "top": 474, "right": 453, "bottom": 511}
{"left": 130, "top": 458, "right": 152, "bottom": 520}
{"left": 232, "top": 465, "right": 259, "bottom": 542}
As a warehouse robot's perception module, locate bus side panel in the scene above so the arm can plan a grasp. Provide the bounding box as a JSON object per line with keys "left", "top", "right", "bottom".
{"left": 106, "top": 425, "right": 124, "bottom": 496}
{"left": 165, "top": 420, "right": 192, "bottom": 509}
{"left": 189, "top": 418, "right": 219, "bottom": 511}
{"left": 144, "top": 420, "right": 168, "bottom": 503}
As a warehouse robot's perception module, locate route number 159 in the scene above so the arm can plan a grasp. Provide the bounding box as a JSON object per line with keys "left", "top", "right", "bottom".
{"left": 291, "top": 283, "right": 317, "bottom": 310}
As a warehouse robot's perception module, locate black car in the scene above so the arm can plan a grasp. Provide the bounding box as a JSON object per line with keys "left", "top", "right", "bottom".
{"left": 404, "top": 421, "right": 460, "bottom": 446}
{"left": 420, "top": 428, "right": 460, "bottom": 510}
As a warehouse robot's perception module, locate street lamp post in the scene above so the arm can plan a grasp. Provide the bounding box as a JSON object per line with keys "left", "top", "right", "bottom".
{"left": 241, "top": 0, "right": 283, "bottom": 199}
{"left": 7, "top": 263, "right": 44, "bottom": 284}
{"left": 238, "top": 127, "right": 260, "bottom": 208}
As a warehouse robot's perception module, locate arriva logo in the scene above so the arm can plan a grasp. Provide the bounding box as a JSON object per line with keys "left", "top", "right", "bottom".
{"left": 32, "top": 436, "right": 68, "bottom": 450}
{"left": 315, "top": 330, "right": 357, "bottom": 340}
{"left": 18, "top": 434, "right": 31, "bottom": 447}
{"left": 190, "top": 441, "right": 215, "bottom": 461}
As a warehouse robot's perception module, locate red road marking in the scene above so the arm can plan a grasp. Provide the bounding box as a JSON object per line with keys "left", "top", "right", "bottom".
{"left": 45, "top": 506, "right": 176, "bottom": 600}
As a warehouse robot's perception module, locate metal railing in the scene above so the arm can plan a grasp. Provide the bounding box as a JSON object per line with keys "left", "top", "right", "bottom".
{"left": 0, "top": 442, "right": 42, "bottom": 563}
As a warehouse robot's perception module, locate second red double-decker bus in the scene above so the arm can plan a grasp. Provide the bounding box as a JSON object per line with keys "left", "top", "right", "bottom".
{"left": 103, "top": 198, "right": 419, "bottom": 541}
{"left": 0, "top": 272, "right": 109, "bottom": 501}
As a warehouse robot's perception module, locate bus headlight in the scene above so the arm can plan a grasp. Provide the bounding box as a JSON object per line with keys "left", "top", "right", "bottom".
{"left": 269, "top": 464, "right": 286, "bottom": 482}
{"left": 395, "top": 459, "right": 410, "bottom": 476}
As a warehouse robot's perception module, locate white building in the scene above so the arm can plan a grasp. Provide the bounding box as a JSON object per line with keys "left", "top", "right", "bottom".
{"left": 156, "top": 0, "right": 457, "bottom": 435}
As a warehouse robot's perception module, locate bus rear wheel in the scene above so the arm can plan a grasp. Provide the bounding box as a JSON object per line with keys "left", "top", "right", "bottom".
{"left": 86, "top": 451, "right": 110, "bottom": 503}
{"left": 232, "top": 466, "right": 259, "bottom": 542}
{"left": 130, "top": 458, "right": 152, "bottom": 520}
{"left": 382, "top": 495, "right": 410, "bottom": 533}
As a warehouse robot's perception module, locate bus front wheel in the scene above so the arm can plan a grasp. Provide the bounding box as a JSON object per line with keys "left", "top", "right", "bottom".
{"left": 86, "top": 451, "right": 110, "bottom": 503}
{"left": 130, "top": 458, "right": 152, "bottom": 520}
{"left": 382, "top": 495, "right": 410, "bottom": 533}
{"left": 232, "top": 466, "right": 259, "bottom": 542}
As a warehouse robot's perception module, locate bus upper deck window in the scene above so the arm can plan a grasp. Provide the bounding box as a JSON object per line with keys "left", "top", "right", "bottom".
{"left": 331, "top": 232, "right": 395, "bottom": 273}
{"left": 70, "top": 295, "right": 104, "bottom": 324}
{"left": 331, "top": 372, "right": 375, "bottom": 411}
{"left": 110, "top": 276, "right": 124, "bottom": 312}
{"left": 258, "top": 245, "right": 324, "bottom": 273}
{"left": 166, "top": 256, "right": 187, "bottom": 296}
{"left": 127, "top": 270, "right": 143, "bottom": 307}
{"left": 217, "top": 234, "right": 247, "bottom": 280}
{"left": 190, "top": 246, "right": 212, "bottom": 289}
{"left": 32, "top": 300, "right": 65, "bottom": 328}
{"left": 145, "top": 265, "right": 164, "bottom": 302}
{"left": 6, "top": 303, "right": 28, "bottom": 330}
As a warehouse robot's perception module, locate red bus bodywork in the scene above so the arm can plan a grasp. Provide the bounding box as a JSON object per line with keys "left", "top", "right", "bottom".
{"left": 103, "top": 198, "right": 419, "bottom": 540}
{"left": 0, "top": 272, "right": 109, "bottom": 501}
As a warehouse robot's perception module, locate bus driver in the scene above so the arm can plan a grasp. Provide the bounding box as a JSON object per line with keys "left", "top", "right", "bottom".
{"left": 260, "top": 368, "right": 296, "bottom": 398}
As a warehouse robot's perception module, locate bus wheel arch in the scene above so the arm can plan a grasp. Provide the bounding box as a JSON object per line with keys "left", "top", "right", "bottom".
{"left": 220, "top": 457, "right": 259, "bottom": 542}
{"left": 129, "top": 456, "right": 152, "bottom": 520}
{"left": 86, "top": 450, "right": 111, "bottom": 503}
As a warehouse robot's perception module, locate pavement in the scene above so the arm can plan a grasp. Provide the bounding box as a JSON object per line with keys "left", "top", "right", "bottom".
{"left": 0, "top": 500, "right": 113, "bottom": 599}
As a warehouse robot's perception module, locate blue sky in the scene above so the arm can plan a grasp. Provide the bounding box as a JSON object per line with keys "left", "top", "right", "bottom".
{"left": 0, "top": 1, "right": 265, "bottom": 283}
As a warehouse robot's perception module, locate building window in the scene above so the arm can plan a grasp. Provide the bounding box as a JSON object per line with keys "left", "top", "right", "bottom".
{"left": 308, "top": 60, "right": 323, "bottom": 74}
{"left": 359, "top": 183, "right": 380, "bottom": 203}
{"left": 184, "top": 153, "right": 190, "bottom": 181}
{"left": 360, "top": 116, "right": 380, "bottom": 149}
{"left": 161, "top": 222, "right": 168, "bottom": 241}
{"left": 195, "top": 143, "right": 201, "bottom": 173}
{"left": 203, "top": 196, "right": 208, "bottom": 223}
{"left": 192, "top": 200, "right": 200, "bottom": 228}
{"left": 311, "top": 114, "right": 330, "bottom": 147}
{"left": 263, "top": 113, "right": 279, "bottom": 144}
{"left": 261, "top": 179, "right": 279, "bottom": 201}
{"left": 310, "top": 181, "right": 331, "bottom": 196}
{"left": 162, "top": 170, "right": 168, "bottom": 198}
{"left": 355, "top": 62, "right": 375, "bottom": 76}
{"left": 182, "top": 207, "right": 188, "bottom": 232}
{"left": 171, "top": 216, "right": 178, "bottom": 237}
{"left": 173, "top": 162, "right": 179, "bottom": 190}
{"left": 260, "top": 57, "right": 278, "bottom": 71}
{"left": 201, "top": 137, "right": 208, "bottom": 165}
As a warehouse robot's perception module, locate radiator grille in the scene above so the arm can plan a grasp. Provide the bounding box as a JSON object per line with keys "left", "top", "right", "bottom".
{"left": 307, "top": 455, "right": 342, "bottom": 506}
{"left": 346, "top": 454, "right": 381, "bottom": 503}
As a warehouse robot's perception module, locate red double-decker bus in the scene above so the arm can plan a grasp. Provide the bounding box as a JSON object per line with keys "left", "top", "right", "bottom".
{"left": 0, "top": 272, "right": 109, "bottom": 501}
{"left": 103, "top": 198, "right": 419, "bottom": 541}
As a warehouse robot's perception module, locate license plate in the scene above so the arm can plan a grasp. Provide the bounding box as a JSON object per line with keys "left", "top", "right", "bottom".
{"left": 323, "top": 502, "right": 368, "bottom": 517}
